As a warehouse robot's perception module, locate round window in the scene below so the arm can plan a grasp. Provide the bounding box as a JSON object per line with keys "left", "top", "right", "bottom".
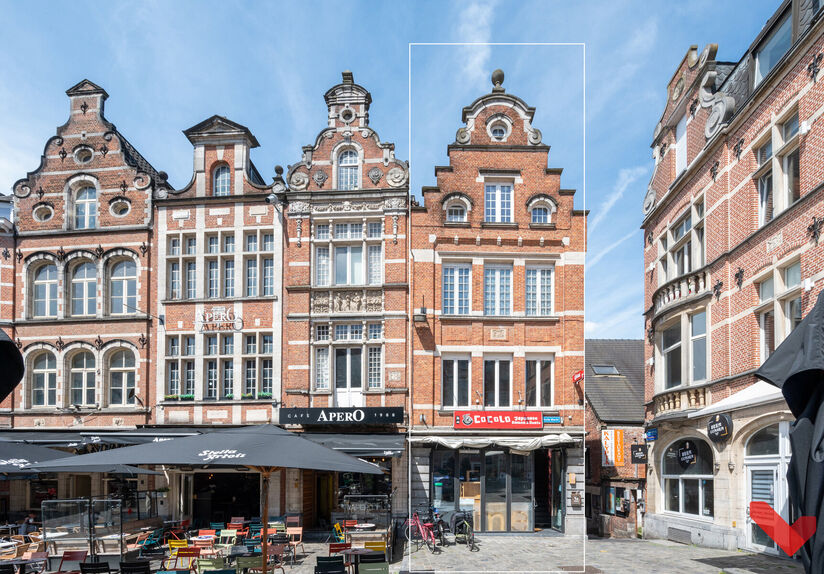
{"left": 73, "top": 147, "right": 93, "bottom": 164}
{"left": 33, "top": 204, "right": 53, "bottom": 222}
{"left": 110, "top": 199, "right": 131, "bottom": 217}
{"left": 491, "top": 124, "right": 507, "bottom": 140}
{"left": 340, "top": 108, "right": 355, "bottom": 123}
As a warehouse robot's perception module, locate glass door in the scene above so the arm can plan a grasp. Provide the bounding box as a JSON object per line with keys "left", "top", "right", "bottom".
{"left": 458, "top": 451, "right": 481, "bottom": 529}
{"left": 484, "top": 450, "right": 507, "bottom": 531}
{"left": 510, "top": 453, "right": 533, "bottom": 531}
{"left": 334, "top": 348, "right": 363, "bottom": 407}
{"left": 747, "top": 465, "right": 778, "bottom": 554}
{"left": 549, "top": 448, "right": 566, "bottom": 532}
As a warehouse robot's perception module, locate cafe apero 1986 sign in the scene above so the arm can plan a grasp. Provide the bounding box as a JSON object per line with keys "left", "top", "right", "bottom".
{"left": 453, "top": 411, "right": 543, "bottom": 430}
{"left": 196, "top": 307, "right": 243, "bottom": 333}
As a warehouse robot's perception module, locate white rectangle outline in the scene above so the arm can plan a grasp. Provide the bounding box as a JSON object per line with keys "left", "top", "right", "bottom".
{"left": 408, "top": 41, "right": 587, "bottom": 574}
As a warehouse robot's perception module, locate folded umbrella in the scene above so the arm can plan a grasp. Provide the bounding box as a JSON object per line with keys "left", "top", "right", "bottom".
{"left": 0, "top": 330, "right": 24, "bottom": 402}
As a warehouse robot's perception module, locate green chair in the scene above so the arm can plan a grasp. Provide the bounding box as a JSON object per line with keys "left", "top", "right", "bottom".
{"left": 215, "top": 529, "right": 237, "bottom": 554}
{"left": 357, "top": 564, "right": 389, "bottom": 574}
{"left": 235, "top": 556, "right": 278, "bottom": 574}
{"left": 197, "top": 558, "right": 226, "bottom": 574}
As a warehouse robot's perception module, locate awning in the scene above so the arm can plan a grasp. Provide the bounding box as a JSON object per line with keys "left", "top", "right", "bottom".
{"left": 407, "top": 433, "right": 575, "bottom": 454}
{"left": 687, "top": 380, "right": 784, "bottom": 418}
{"left": 302, "top": 433, "right": 406, "bottom": 458}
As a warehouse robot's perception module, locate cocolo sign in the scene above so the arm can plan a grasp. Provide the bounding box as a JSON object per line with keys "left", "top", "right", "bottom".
{"left": 280, "top": 407, "right": 403, "bottom": 425}
{"left": 707, "top": 413, "right": 733, "bottom": 443}
{"left": 195, "top": 307, "right": 243, "bottom": 333}
{"left": 453, "top": 411, "right": 543, "bottom": 430}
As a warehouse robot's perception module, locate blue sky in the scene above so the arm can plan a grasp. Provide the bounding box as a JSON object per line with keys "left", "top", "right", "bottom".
{"left": 0, "top": 0, "right": 780, "bottom": 339}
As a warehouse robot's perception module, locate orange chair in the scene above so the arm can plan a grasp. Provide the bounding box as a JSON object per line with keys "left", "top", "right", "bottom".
{"left": 192, "top": 538, "right": 217, "bottom": 557}
{"left": 286, "top": 527, "right": 304, "bottom": 563}
{"left": 56, "top": 550, "right": 88, "bottom": 574}
{"left": 227, "top": 522, "right": 247, "bottom": 537}
{"left": 197, "top": 529, "right": 216, "bottom": 538}
{"left": 342, "top": 520, "right": 357, "bottom": 532}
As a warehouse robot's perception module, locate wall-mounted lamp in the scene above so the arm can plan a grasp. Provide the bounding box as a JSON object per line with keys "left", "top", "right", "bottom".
{"left": 728, "top": 461, "right": 735, "bottom": 472}
{"left": 714, "top": 462, "right": 720, "bottom": 473}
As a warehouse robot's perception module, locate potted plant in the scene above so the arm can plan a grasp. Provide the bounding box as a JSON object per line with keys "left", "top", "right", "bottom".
{"left": 163, "top": 394, "right": 179, "bottom": 401}
{"left": 180, "top": 394, "right": 195, "bottom": 401}
{"left": 258, "top": 392, "right": 273, "bottom": 400}
{"left": 241, "top": 393, "right": 255, "bottom": 400}
{"left": 223, "top": 393, "right": 234, "bottom": 400}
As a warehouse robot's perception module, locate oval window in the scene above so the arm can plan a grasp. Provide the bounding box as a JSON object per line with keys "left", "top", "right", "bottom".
{"left": 74, "top": 147, "right": 93, "bottom": 164}
{"left": 340, "top": 108, "right": 355, "bottom": 123}
{"left": 110, "top": 199, "right": 131, "bottom": 217}
{"left": 491, "top": 124, "right": 507, "bottom": 140}
{"left": 33, "top": 204, "right": 53, "bottom": 222}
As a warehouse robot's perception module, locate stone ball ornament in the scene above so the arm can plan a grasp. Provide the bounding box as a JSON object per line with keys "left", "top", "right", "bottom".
{"left": 492, "top": 69, "right": 505, "bottom": 88}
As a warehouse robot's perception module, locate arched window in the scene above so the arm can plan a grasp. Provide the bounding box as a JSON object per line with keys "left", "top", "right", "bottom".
{"left": 109, "top": 350, "right": 136, "bottom": 406}
{"left": 31, "top": 352, "right": 57, "bottom": 407}
{"left": 75, "top": 187, "right": 97, "bottom": 229}
{"left": 447, "top": 205, "right": 466, "bottom": 223}
{"left": 747, "top": 424, "right": 780, "bottom": 456}
{"left": 213, "top": 165, "right": 231, "bottom": 196}
{"left": 531, "top": 206, "right": 549, "bottom": 224}
{"left": 33, "top": 263, "right": 58, "bottom": 318}
{"left": 111, "top": 260, "right": 137, "bottom": 315}
{"left": 337, "top": 150, "right": 359, "bottom": 191}
{"left": 71, "top": 261, "right": 97, "bottom": 316}
{"left": 70, "top": 351, "right": 95, "bottom": 406}
{"left": 661, "top": 438, "right": 714, "bottom": 517}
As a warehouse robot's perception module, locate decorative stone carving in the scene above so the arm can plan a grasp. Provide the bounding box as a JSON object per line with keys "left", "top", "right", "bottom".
{"left": 809, "top": 215, "right": 823, "bottom": 245}
{"left": 800, "top": 0, "right": 818, "bottom": 32}
{"left": 312, "top": 170, "right": 328, "bottom": 188}
{"left": 456, "top": 127, "right": 470, "bottom": 144}
{"left": 384, "top": 197, "right": 406, "bottom": 211}
{"left": 311, "top": 292, "right": 330, "bottom": 314}
{"left": 671, "top": 76, "right": 685, "bottom": 102}
{"left": 365, "top": 291, "right": 382, "bottom": 312}
{"left": 290, "top": 171, "right": 309, "bottom": 190}
{"left": 527, "top": 127, "right": 542, "bottom": 145}
{"left": 386, "top": 167, "right": 408, "bottom": 188}
{"left": 94, "top": 335, "right": 104, "bottom": 351}
{"left": 698, "top": 44, "right": 716, "bottom": 69}
{"left": 392, "top": 214, "right": 399, "bottom": 244}
{"left": 698, "top": 71, "right": 735, "bottom": 140}
{"left": 134, "top": 173, "right": 151, "bottom": 190}
{"left": 313, "top": 200, "right": 383, "bottom": 213}
{"left": 734, "top": 268, "right": 745, "bottom": 289}
{"left": 367, "top": 167, "right": 383, "bottom": 185}
{"left": 296, "top": 218, "right": 303, "bottom": 247}
{"left": 808, "top": 53, "right": 823, "bottom": 83}
{"left": 289, "top": 201, "right": 311, "bottom": 215}
{"left": 710, "top": 161, "right": 720, "bottom": 181}
{"left": 642, "top": 185, "right": 656, "bottom": 216}
{"left": 332, "top": 291, "right": 365, "bottom": 313}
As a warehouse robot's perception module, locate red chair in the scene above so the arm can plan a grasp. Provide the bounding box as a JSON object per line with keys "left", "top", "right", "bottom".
{"left": 227, "top": 522, "right": 247, "bottom": 537}
{"left": 328, "top": 543, "right": 352, "bottom": 572}
{"left": 197, "top": 529, "right": 216, "bottom": 538}
{"left": 56, "top": 550, "right": 88, "bottom": 574}
{"left": 342, "top": 520, "right": 357, "bottom": 532}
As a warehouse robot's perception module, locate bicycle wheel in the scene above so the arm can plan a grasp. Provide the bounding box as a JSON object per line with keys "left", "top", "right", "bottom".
{"left": 404, "top": 521, "right": 419, "bottom": 542}
{"left": 436, "top": 522, "right": 446, "bottom": 547}
{"left": 465, "top": 524, "right": 475, "bottom": 550}
{"left": 424, "top": 528, "right": 436, "bottom": 553}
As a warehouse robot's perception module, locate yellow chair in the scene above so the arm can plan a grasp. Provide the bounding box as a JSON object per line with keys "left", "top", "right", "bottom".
{"left": 168, "top": 538, "right": 189, "bottom": 556}
{"left": 363, "top": 541, "right": 386, "bottom": 552}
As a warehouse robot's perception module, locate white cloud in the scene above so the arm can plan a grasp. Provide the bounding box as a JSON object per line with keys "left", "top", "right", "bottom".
{"left": 588, "top": 165, "right": 647, "bottom": 234}
{"left": 585, "top": 304, "right": 643, "bottom": 339}
{"left": 587, "top": 228, "right": 639, "bottom": 269}
{"left": 456, "top": 0, "right": 498, "bottom": 90}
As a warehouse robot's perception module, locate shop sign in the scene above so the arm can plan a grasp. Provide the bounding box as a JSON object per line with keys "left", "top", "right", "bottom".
{"left": 630, "top": 444, "right": 648, "bottom": 464}
{"left": 601, "top": 429, "right": 625, "bottom": 467}
{"left": 572, "top": 369, "right": 584, "bottom": 384}
{"left": 196, "top": 307, "right": 243, "bottom": 333}
{"left": 645, "top": 428, "right": 658, "bottom": 441}
{"left": 453, "top": 411, "right": 543, "bottom": 430}
{"left": 543, "top": 416, "right": 563, "bottom": 424}
{"left": 280, "top": 407, "right": 403, "bottom": 425}
{"left": 678, "top": 442, "right": 696, "bottom": 469}
{"left": 707, "top": 413, "right": 733, "bottom": 443}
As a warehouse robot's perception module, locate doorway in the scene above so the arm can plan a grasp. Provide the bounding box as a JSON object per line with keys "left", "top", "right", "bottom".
{"left": 549, "top": 448, "right": 566, "bottom": 532}
{"left": 193, "top": 472, "right": 260, "bottom": 527}
{"left": 74, "top": 476, "right": 91, "bottom": 499}
{"left": 533, "top": 449, "right": 551, "bottom": 528}
{"left": 334, "top": 348, "right": 363, "bottom": 407}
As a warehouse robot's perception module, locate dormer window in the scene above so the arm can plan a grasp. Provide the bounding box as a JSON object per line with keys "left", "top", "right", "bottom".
{"left": 526, "top": 194, "right": 556, "bottom": 226}
{"left": 486, "top": 115, "right": 512, "bottom": 142}
{"left": 531, "top": 207, "right": 548, "bottom": 224}
{"left": 213, "top": 165, "right": 231, "bottom": 196}
{"left": 75, "top": 187, "right": 97, "bottom": 229}
{"left": 338, "top": 149, "right": 359, "bottom": 191}
{"left": 754, "top": 10, "right": 791, "bottom": 87}
{"left": 447, "top": 206, "right": 466, "bottom": 223}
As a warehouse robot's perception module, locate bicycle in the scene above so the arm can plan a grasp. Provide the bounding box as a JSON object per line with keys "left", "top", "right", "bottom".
{"left": 452, "top": 511, "right": 475, "bottom": 551}
{"left": 403, "top": 510, "right": 437, "bottom": 553}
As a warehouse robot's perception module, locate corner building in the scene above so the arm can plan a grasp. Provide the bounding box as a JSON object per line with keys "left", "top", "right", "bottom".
{"left": 641, "top": 2, "right": 824, "bottom": 552}
{"left": 410, "top": 72, "right": 587, "bottom": 534}
{"left": 279, "top": 72, "right": 410, "bottom": 526}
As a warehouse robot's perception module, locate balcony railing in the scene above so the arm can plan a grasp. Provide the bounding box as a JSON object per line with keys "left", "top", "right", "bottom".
{"left": 653, "top": 267, "right": 710, "bottom": 316}
{"left": 653, "top": 386, "right": 707, "bottom": 416}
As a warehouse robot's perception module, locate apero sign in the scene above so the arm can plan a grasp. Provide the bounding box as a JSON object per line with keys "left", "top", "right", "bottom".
{"left": 453, "top": 411, "right": 543, "bottom": 430}
{"left": 280, "top": 407, "right": 404, "bottom": 425}
{"left": 196, "top": 307, "right": 243, "bottom": 333}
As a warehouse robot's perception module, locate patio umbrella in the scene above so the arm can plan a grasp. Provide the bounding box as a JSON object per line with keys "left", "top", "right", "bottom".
{"left": 0, "top": 329, "right": 24, "bottom": 402}
{"left": 756, "top": 288, "right": 824, "bottom": 573}
{"left": 0, "top": 441, "right": 159, "bottom": 476}
{"left": 28, "top": 424, "right": 383, "bottom": 572}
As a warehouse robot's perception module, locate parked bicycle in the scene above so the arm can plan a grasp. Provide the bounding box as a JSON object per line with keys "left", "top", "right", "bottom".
{"left": 451, "top": 510, "right": 475, "bottom": 551}
{"left": 403, "top": 509, "right": 437, "bottom": 553}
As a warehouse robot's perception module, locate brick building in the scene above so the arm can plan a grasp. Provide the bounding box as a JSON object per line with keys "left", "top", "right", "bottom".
{"left": 641, "top": 1, "right": 824, "bottom": 552}
{"left": 278, "top": 72, "right": 410, "bottom": 526}
{"left": 583, "top": 339, "right": 645, "bottom": 538}
{"left": 409, "top": 70, "right": 587, "bottom": 534}
{"left": 1, "top": 80, "right": 172, "bottom": 513}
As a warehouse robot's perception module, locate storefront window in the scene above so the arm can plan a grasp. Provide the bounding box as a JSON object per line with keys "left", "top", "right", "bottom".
{"left": 432, "top": 450, "right": 456, "bottom": 512}
{"left": 485, "top": 450, "right": 507, "bottom": 531}
{"left": 603, "top": 485, "right": 627, "bottom": 516}
{"left": 458, "top": 451, "right": 481, "bottom": 527}
{"left": 510, "top": 453, "right": 532, "bottom": 531}
{"left": 662, "top": 438, "right": 714, "bottom": 517}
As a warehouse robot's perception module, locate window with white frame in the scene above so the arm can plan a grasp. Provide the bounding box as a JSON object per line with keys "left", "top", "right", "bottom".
{"left": 367, "top": 245, "right": 382, "bottom": 285}
{"left": 31, "top": 351, "right": 57, "bottom": 407}
{"left": 781, "top": 112, "right": 800, "bottom": 208}
{"left": 224, "top": 260, "right": 235, "bottom": 297}
{"left": 663, "top": 323, "right": 681, "bottom": 389}
{"left": 316, "top": 325, "right": 330, "bottom": 341}
{"left": 662, "top": 438, "right": 714, "bottom": 517}
{"left": 526, "top": 267, "right": 553, "bottom": 316}
{"left": 368, "top": 222, "right": 382, "bottom": 238}
{"left": 446, "top": 205, "right": 466, "bottom": 223}
{"left": 367, "top": 323, "right": 382, "bottom": 340}
{"left": 71, "top": 261, "right": 97, "bottom": 316}
{"left": 442, "top": 357, "right": 470, "bottom": 408}
{"left": 531, "top": 207, "right": 548, "bottom": 224}
{"left": 483, "top": 357, "right": 511, "bottom": 407}
{"left": 335, "top": 348, "right": 362, "bottom": 390}
{"left": 367, "top": 346, "right": 382, "bottom": 389}
{"left": 69, "top": 351, "right": 96, "bottom": 406}
{"left": 33, "top": 263, "right": 58, "bottom": 318}
{"left": 110, "top": 260, "right": 137, "bottom": 315}
{"left": 75, "top": 187, "right": 97, "bottom": 229}
{"left": 167, "top": 233, "right": 197, "bottom": 300}
{"left": 484, "top": 183, "right": 512, "bottom": 223}
{"left": 757, "top": 261, "right": 804, "bottom": 363}
{"left": 245, "top": 259, "right": 258, "bottom": 296}
{"left": 442, "top": 264, "right": 470, "bottom": 315}
{"left": 316, "top": 224, "right": 330, "bottom": 240}
{"left": 315, "top": 347, "right": 330, "bottom": 390}
{"left": 758, "top": 170, "right": 774, "bottom": 227}
{"left": 335, "top": 245, "right": 363, "bottom": 285}
{"left": 242, "top": 332, "right": 274, "bottom": 396}
{"left": 213, "top": 165, "right": 231, "bottom": 196}
{"left": 690, "top": 311, "right": 707, "bottom": 383}
{"left": 484, "top": 265, "right": 512, "bottom": 316}
{"left": 169, "top": 262, "right": 181, "bottom": 299}
{"left": 525, "top": 358, "right": 553, "bottom": 407}
{"left": 208, "top": 261, "right": 219, "bottom": 298}
{"left": 658, "top": 199, "right": 704, "bottom": 286}
{"left": 109, "top": 349, "right": 136, "bottom": 406}
{"left": 337, "top": 149, "right": 359, "bottom": 191}
{"left": 316, "top": 247, "right": 330, "bottom": 286}
{"left": 166, "top": 335, "right": 195, "bottom": 396}
{"left": 754, "top": 10, "right": 791, "bottom": 87}
{"left": 220, "top": 336, "right": 234, "bottom": 398}
{"left": 675, "top": 114, "right": 687, "bottom": 176}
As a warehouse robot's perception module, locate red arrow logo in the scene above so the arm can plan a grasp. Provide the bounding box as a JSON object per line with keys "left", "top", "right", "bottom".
{"left": 750, "top": 501, "right": 816, "bottom": 556}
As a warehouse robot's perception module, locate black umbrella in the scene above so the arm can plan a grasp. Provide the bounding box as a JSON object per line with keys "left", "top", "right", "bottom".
{"left": 29, "top": 424, "right": 382, "bottom": 572}
{"left": 0, "top": 441, "right": 159, "bottom": 476}
{"left": 0, "top": 330, "right": 24, "bottom": 402}
{"left": 756, "top": 289, "right": 824, "bottom": 573}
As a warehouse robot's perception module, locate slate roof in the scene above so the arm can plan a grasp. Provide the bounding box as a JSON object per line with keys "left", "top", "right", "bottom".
{"left": 585, "top": 339, "right": 645, "bottom": 424}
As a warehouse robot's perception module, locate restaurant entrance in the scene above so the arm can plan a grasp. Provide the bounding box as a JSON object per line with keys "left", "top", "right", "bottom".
{"left": 193, "top": 472, "right": 259, "bottom": 526}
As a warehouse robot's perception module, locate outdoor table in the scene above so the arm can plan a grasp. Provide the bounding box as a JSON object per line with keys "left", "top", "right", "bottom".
{"left": 0, "top": 557, "right": 49, "bottom": 574}
{"left": 340, "top": 548, "right": 383, "bottom": 574}
{"left": 353, "top": 523, "right": 375, "bottom": 531}
{"left": 0, "top": 525, "right": 19, "bottom": 536}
